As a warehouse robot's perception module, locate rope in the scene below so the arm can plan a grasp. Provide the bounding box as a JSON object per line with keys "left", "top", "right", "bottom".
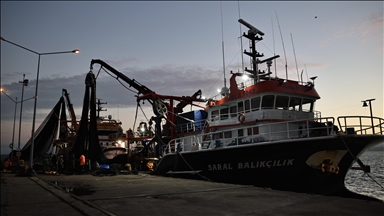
{"left": 100, "top": 67, "right": 138, "bottom": 94}
{"left": 132, "top": 102, "right": 139, "bottom": 132}
{"left": 175, "top": 151, "right": 212, "bottom": 182}
{"left": 149, "top": 107, "right": 211, "bottom": 181}
{"left": 136, "top": 104, "right": 168, "bottom": 150}
{"left": 341, "top": 136, "right": 384, "bottom": 191}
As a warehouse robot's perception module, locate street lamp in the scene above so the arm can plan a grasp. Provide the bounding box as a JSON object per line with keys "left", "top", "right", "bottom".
{"left": 1, "top": 89, "right": 17, "bottom": 163}
{"left": 1, "top": 88, "right": 35, "bottom": 162}
{"left": 362, "top": 98, "right": 375, "bottom": 134}
{"left": 1, "top": 36, "right": 79, "bottom": 170}
{"left": 17, "top": 74, "right": 29, "bottom": 151}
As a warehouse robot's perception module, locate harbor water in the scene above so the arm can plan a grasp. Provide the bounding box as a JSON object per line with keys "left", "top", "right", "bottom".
{"left": 2, "top": 150, "right": 383, "bottom": 201}
{"left": 345, "top": 150, "right": 384, "bottom": 201}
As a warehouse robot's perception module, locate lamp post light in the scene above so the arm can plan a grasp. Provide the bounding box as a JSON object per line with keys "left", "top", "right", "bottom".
{"left": 362, "top": 98, "right": 375, "bottom": 134}
{"left": 1, "top": 36, "right": 79, "bottom": 170}
{"left": 17, "top": 74, "right": 29, "bottom": 151}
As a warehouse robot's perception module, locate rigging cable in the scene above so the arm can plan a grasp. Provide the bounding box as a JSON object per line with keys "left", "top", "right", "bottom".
{"left": 137, "top": 104, "right": 168, "bottom": 149}
{"left": 340, "top": 137, "right": 384, "bottom": 191}
{"left": 259, "top": 42, "right": 297, "bottom": 78}
{"left": 275, "top": 11, "right": 288, "bottom": 80}
{"left": 137, "top": 102, "right": 212, "bottom": 182}
{"left": 291, "top": 33, "right": 300, "bottom": 81}
{"left": 100, "top": 67, "right": 138, "bottom": 94}
{"left": 271, "top": 17, "right": 277, "bottom": 77}
{"left": 132, "top": 101, "right": 140, "bottom": 133}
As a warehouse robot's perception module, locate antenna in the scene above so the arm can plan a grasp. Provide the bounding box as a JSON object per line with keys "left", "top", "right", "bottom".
{"left": 275, "top": 11, "right": 288, "bottom": 80}
{"left": 220, "top": 1, "right": 226, "bottom": 88}
{"left": 271, "top": 18, "right": 277, "bottom": 77}
{"left": 290, "top": 33, "right": 299, "bottom": 81}
{"left": 238, "top": 1, "right": 244, "bottom": 72}
{"left": 304, "top": 64, "right": 309, "bottom": 82}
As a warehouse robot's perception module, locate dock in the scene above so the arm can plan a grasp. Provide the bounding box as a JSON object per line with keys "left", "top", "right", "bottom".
{"left": 1, "top": 172, "right": 383, "bottom": 216}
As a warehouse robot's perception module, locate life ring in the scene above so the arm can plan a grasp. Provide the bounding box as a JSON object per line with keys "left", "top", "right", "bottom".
{"left": 238, "top": 113, "right": 245, "bottom": 123}
{"left": 9, "top": 143, "right": 13, "bottom": 149}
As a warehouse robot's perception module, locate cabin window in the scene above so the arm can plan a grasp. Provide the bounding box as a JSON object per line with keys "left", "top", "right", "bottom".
{"left": 247, "top": 127, "right": 259, "bottom": 136}
{"left": 289, "top": 97, "right": 302, "bottom": 111}
{"left": 211, "top": 110, "right": 219, "bottom": 121}
{"left": 302, "top": 99, "right": 314, "bottom": 112}
{"left": 224, "top": 131, "right": 232, "bottom": 138}
{"left": 251, "top": 97, "right": 261, "bottom": 111}
{"left": 230, "top": 106, "right": 237, "bottom": 118}
{"left": 261, "top": 95, "right": 275, "bottom": 109}
{"left": 237, "top": 129, "right": 244, "bottom": 137}
{"left": 244, "top": 100, "right": 250, "bottom": 113}
{"left": 275, "top": 96, "right": 289, "bottom": 110}
{"left": 238, "top": 101, "right": 244, "bottom": 113}
{"left": 220, "top": 107, "right": 229, "bottom": 120}
{"left": 213, "top": 132, "right": 223, "bottom": 139}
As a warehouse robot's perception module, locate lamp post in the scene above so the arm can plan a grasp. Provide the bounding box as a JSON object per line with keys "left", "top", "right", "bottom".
{"left": 362, "top": 98, "right": 375, "bottom": 134}
{"left": 17, "top": 74, "right": 29, "bottom": 151}
{"left": 1, "top": 89, "right": 17, "bottom": 162}
{"left": 1, "top": 89, "right": 35, "bottom": 162}
{"left": 1, "top": 36, "right": 79, "bottom": 170}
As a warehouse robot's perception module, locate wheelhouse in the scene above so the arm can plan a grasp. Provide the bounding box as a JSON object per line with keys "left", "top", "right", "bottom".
{"left": 208, "top": 93, "right": 318, "bottom": 125}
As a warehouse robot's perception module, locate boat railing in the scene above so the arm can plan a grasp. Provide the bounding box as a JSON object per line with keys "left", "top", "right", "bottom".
{"left": 175, "top": 119, "right": 206, "bottom": 134}
{"left": 175, "top": 109, "right": 323, "bottom": 134}
{"left": 166, "top": 117, "right": 339, "bottom": 153}
{"left": 337, "top": 116, "right": 384, "bottom": 135}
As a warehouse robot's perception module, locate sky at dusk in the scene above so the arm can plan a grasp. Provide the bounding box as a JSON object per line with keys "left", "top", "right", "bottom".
{"left": 1, "top": 1, "right": 383, "bottom": 154}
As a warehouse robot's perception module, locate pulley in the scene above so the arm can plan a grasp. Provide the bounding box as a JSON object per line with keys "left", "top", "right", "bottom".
{"left": 153, "top": 99, "right": 167, "bottom": 116}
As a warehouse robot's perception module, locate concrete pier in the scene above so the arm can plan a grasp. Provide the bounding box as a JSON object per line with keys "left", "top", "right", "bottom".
{"left": 1, "top": 172, "right": 383, "bottom": 215}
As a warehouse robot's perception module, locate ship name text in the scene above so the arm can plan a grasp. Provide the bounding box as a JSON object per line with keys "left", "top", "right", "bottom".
{"left": 208, "top": 159, "right": 294, "bottom": 171}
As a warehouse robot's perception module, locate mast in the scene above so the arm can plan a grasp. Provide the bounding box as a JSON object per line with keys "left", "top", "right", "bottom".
{"left": 238, "top": 1, "right": 244, "bottom": 72}
{"left": 239, "top": 19, "right": 264, "bottom": 83}
{"left": 239, "top": 19, "right": 280, "bottom": 83}
{"left": 96, "top": 99, "right": 107, "bottom": 118}
{"left": 220, "top": 1, "right": 226, "bottom": 88}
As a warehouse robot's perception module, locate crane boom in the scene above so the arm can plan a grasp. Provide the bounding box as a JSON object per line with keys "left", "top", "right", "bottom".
{"left": 90, "top": 59, "right": 154, "bottom": 97}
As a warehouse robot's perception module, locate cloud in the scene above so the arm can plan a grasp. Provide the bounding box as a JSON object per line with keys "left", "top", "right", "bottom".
{"left": 359, "top": 11, "right": 383, "bottom": 45}
{"left": 1, "top": 63, "right": 223, "bottom": 122}
{"left": 103, "top": 58, "right": 141, "bottom": 68}
{"left": 318, "top": 11, "right": 383, "bottom": 47}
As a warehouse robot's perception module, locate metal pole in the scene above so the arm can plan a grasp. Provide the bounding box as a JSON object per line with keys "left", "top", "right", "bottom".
{"left": 30, "top": 54, "right": 41, "bottom": 170}
{"left": 17, "top": 74, "right": 26, "bottom": 150}
{"left": 369, "top": 100, "right": 375, "bottom": 134}
{"left": 1, "top": 37, "right": 79, "bottom": 171}
{"left": 11, "top": 97, "right": 18, "bottom": 163}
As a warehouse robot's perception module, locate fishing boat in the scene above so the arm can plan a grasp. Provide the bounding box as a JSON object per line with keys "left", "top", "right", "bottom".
{"left": 139, "top": 19, "right": 384, "bottom": 195}
{"left": 94, "top": 100, "right": 127, "bottom": 160}
{"left": 82, "top": 18, "right": 384, "bottom": 195}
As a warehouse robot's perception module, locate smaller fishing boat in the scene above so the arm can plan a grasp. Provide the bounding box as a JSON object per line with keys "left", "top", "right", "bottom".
{"left": 94, "top": 99, "right": 127, "bottom": 159}
{"left": 97, "top": 114, "right": 126, "bottom": 160}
